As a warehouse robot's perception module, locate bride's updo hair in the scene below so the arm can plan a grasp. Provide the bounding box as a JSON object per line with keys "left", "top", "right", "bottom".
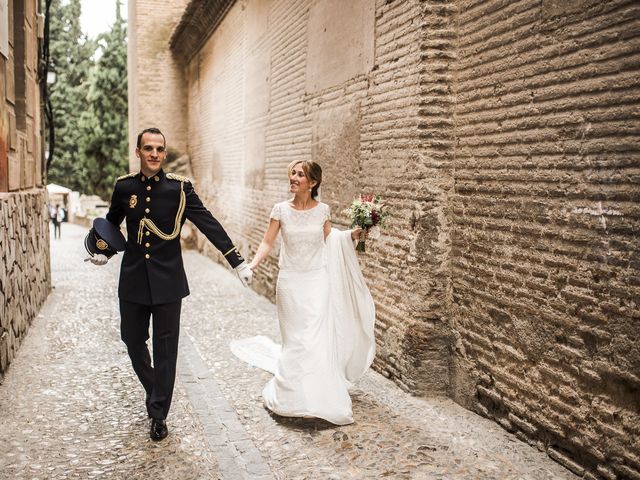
{"left": 288, "top": 160, "right": 322, "bottom": 199}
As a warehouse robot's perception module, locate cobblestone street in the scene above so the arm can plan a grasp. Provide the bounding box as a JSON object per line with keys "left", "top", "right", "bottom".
{"left": 0, "top": 223, "right": 578, "bottom": 479}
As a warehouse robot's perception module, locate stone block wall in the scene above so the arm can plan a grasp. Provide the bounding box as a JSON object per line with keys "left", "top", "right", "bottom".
{"left": 0, "top": 190, "right": 51, "bottom": 379}
{"left": 451, "top": 0, "right": 640, "bottom": 477}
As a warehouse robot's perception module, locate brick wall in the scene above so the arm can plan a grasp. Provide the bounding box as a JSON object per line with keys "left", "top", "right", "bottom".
{"left": 132, "top": 0, "right": 640, "bottom": 476}
{"left": 451, "top": 0, "right": 640, "bottom": 477}
{"left": 127, "top": 0, "right": 191, "bottom": 168}
{"left": 357, "top": 0, "right": 456, "bottom": 395}
{"left": 180, "top": 1, "right": 253, "bottom": 269}
{"left": 176, "top": 0, "right": 454, "bottom": 394}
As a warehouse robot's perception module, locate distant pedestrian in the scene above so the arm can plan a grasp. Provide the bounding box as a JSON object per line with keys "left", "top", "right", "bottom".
{"left": 51, "top": 204, "right": 64, "bottom": 239}
{"left": 85, "top": 127, "right": 252, "bottom": 441}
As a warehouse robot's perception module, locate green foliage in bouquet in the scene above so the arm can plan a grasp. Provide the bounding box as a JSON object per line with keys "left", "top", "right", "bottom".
{"left": 343, "top": 194, "right": 390, "bottom": 252}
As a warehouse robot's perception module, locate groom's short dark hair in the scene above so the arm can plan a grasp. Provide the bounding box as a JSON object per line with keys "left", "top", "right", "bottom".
{"left": 136, "top": 127, "right": 166, "bottom": 148}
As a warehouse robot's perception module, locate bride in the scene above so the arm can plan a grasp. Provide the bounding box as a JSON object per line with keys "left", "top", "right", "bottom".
{"left": 232, "top": 160, "right": 376, "bottom": 425}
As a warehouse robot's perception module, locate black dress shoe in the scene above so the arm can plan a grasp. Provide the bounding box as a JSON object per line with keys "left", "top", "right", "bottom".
{"left": 150, "top": 418, "right": 168, "bottom": 441}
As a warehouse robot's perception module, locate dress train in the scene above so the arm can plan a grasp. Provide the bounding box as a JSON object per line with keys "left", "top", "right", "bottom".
{"left": 231, "top": 228, "right": 375, "bottom": 425}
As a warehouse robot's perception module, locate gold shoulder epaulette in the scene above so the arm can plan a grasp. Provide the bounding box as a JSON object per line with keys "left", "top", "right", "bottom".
{"left": 166, "top": 172, "right": 191, "bottom": 183}
{"left": 116, "top": 172, "right": 137, "bottom": 182}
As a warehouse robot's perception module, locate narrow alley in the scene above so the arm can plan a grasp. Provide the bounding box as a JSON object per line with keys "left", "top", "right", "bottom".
{"left": 0, "top": 223, "right": 578, "bottom": 480}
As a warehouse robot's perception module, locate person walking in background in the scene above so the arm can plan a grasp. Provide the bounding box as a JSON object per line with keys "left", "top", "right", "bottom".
{"left": 48, "top": 203, "right": 56, "bottom": 235}
{"left": 51, "top": 203, "right": 63, "bottom": 239}
{"left": 86, "top": 127, "right": 253, "bottom": 441}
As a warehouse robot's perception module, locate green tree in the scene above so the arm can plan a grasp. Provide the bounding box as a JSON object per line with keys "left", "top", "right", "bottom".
{"left": 80, "top": 1, "right": 128, "bottom": 200}
{"left": 46, "top": 0, "right": 95, "bottom": 191}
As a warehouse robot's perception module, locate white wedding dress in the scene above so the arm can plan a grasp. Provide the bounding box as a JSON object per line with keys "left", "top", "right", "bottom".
{"left": 231, "top": 201, "right": 375, "bottom": 425}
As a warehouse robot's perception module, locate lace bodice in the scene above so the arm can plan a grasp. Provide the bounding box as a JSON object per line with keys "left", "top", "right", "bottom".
{"left": 270, "top": 201, "right": 331, "bottom": 271}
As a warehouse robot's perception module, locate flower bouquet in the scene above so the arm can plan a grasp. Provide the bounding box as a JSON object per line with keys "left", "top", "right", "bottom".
{"left": 343, "top": 194, "right": 390, "bottom": 252}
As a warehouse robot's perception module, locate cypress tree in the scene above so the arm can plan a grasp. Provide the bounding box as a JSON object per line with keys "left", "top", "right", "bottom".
{"left": 80, "top": 0, "right": 129, "bottom": 200}
{"left": 46, "top": 0, "right": 95, "bottom": 191}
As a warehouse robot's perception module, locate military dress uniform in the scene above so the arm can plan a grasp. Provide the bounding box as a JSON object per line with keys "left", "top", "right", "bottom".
{"left": 105, "top": 169, "right": 244, "bottom": 420}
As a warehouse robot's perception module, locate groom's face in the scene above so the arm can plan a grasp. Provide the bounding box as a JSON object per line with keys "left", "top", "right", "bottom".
{"left": 136, "top": 133, "right": 166, "bottom": 175}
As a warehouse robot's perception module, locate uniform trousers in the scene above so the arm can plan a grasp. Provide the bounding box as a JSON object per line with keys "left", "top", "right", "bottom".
{"left": 119, "top": 299, "right": 182, "bottom": 420}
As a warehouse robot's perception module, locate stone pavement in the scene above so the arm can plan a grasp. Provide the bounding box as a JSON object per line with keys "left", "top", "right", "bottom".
{"left": 0, "top": 223, "right": 578, "bottom": 480}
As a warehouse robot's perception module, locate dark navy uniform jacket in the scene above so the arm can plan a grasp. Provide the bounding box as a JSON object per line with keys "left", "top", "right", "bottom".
{"left": 106, "top": 169, "right": 244, "bottom": 305}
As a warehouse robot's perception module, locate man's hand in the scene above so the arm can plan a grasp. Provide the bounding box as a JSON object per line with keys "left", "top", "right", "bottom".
{"left": 85, "top": 254, "right": 109, "bottom": 266}
{"left": 235, "top": 261, "right": 253, "bottom": 287}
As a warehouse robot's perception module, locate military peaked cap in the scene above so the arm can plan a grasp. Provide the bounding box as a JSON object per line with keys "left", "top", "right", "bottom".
{"left": 84, "top": 217, "right": 127, "bottom": 258}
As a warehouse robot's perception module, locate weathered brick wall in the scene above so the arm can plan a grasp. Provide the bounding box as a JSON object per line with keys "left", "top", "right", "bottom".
{"left": 0, "top": 191, "right": 51, "bottom": 380}
{"left": 357, "top": 0, "right": 456, "bottom": 395}
{"left": 175, "top": 0, "right": 453, "bottom": 395}
{"left": 182, "top": 1, "right": 253, "bottom": 270}
{"left": 451, "top": 0, "right": 640, "bottom": 477}
{"left": 127, "top": 0, "right": 191, "bottom": 168}
{"left": 132, "top": 0, "right": 640, "bottom": 475}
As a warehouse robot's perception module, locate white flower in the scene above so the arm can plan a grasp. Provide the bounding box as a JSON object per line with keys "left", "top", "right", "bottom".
{"left": 368, "top": 225, "right": 381, "bottom": 239}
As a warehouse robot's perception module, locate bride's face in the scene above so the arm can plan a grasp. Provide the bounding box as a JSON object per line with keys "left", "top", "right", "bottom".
{"left": 289, "top": 163, "right": 316, "bottom": 194}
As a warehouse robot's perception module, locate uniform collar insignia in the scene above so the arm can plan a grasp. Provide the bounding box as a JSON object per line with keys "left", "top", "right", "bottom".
{"left": 139, "top": 169, "right": 165, "bottom": 182}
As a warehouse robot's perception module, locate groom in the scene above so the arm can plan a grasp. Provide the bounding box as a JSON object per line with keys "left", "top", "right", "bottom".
{"left": 87, "top": 127, "right": 253, "bottom": 440}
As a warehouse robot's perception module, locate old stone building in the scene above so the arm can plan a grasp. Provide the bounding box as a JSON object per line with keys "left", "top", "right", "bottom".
{"left": 0, "top": 0, "right": 51, "bottom": 379}
{"left": 128, "top": 0, "right": 640, "bottom": 477}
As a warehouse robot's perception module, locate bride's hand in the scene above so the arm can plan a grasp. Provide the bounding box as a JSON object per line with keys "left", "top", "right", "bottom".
{"left": 351, "top": 227, "right": 368, "bottom": 241}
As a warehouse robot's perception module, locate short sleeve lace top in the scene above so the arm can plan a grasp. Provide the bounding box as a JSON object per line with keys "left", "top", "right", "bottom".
{"left": 270, "top": 201, "right": 331, "bottom": 272}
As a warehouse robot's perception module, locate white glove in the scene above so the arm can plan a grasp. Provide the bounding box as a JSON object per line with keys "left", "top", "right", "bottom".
{"left": 235, "top": 261, "right": 253, "bottom": 287}
{"left": 85, "top": 254, "right": 109, "bottom": 266}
